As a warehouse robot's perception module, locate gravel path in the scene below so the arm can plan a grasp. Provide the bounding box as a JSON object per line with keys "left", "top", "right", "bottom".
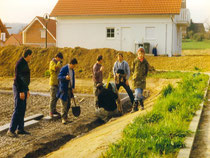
{"left": 0, "top": 93, "right": 131, "bottom": 158}
{"left": 0, "top": 93, "right": 102, "bottom": 158}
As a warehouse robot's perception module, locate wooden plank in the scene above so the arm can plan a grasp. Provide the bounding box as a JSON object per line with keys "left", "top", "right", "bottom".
{"left": 0, "top": 120, "right": 39, "bottom": 134}
{"left": 24, "top": 114, "right": 44, "bottom": 122}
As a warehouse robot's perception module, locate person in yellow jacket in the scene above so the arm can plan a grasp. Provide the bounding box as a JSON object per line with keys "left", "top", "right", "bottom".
{"left": 49, "top": 52, "right": 63, "bottom": 118}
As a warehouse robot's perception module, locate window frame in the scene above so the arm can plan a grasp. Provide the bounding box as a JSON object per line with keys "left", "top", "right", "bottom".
{"left": 145, "top": 27, "right": 156, "bottom": 40}
{"left": 1, "top": 33, "right": 6, "bottom": 41}
{"left": 40, "top": 29, "right": 46, "bottom": 39}
{"left": 106, "top": 28, "right": 115, "bottom": 39}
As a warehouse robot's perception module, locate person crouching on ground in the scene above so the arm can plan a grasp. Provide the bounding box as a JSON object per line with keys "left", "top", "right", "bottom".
{"left": 113, "top": 53, "right": 134, "bottom": 105}
{"left": 57, "top": 58, "right": 78, "bottom": 124}
{"left": 49, "top": 52, "right": 63, "bottom": 118}
{"left": 131, "top": 48, "right": 149, "bottom": 112}
{"left": 7, "top": 49, "right": 32, "bottom": 137}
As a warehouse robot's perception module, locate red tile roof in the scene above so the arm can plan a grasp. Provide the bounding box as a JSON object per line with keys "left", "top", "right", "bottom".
{"left": 13, "top": 33, "right": 22, "bottom": 44}
{"left": 22, "top": 16, "right": 56, "bottom": 39}
{"left": 37, "top": 17, "right": 56, "bottom": 38}
{"left": 51, "top": 0, "right": 182, "bottom": 17}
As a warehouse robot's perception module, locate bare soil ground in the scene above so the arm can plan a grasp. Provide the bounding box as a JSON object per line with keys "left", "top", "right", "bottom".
{"left": 0, "top": 78, "right": 178, "bottom": 158}
{"left": 182, "top": 49, "right": 210, "bottom": 56}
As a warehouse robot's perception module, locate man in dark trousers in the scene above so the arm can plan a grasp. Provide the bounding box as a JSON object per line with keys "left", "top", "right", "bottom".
{"left": 49, "top": 52, "right": 63, "bottom": 118}
{"left": 92, "top": 55, "right": 103, "bottom": 109}
{"left": 57, "top": 58, "right": 78, "bottom": 124}
{"left": 113, "top": 53, "right": 134, "bottom": 105}
{"left": 7, "top": 49, "right": 32, "bottom": 137}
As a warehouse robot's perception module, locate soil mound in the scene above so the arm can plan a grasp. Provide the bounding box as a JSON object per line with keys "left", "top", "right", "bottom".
{"left": 0, "top": 46, "right": 139, "bottom": 78}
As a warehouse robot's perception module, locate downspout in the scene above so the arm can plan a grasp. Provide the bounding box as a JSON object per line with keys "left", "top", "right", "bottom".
{"left": 22, "top": 30, "right": 25, "bottom": 44}
{"left": 170, "top": 15, "right": 174, "bottom": 57}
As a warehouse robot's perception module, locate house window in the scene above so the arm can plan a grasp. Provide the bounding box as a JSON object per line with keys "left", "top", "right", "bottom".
{"left": 1, "top": 33, "right": 6, "bottom": 42}
{"left": 145, "top": 27, "right": 156, "bottom": 40}
{"left": 40, "top": 30, "right": 46, "bottom": 38}
{"left": 106, "top": 28, "right": 115, "bottom": 38}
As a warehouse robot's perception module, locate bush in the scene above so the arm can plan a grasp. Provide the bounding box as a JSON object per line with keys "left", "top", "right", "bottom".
{"left": 204, "top": 32, "right": 210, "bottom": 40}
{"left": 187, "top": 30, "right": 194, "bottom": 39}
{"left": 193, "top": 33, "right": 204, "bottom": 41}
{"left": 44, "top": 70, "right": 50, "bottom": 77}
{"left": 161, "top": 84, "right": 174, "bottom": 97}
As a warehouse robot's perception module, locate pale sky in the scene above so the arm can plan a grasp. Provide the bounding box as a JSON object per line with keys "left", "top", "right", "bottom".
{"left": 0, "top": 0, "right": 210, "bottom": 24}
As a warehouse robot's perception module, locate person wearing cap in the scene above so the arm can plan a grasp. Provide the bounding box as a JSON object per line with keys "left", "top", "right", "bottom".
{"left": 131, "top": 48, "right": 149, "bottom": 112}
{"left": 7, "top": 49, "right": 32, "bottom": 137}
{"left": 49, "top": 52, "right": 63, "bottom": 118}
{"left": 113, "top": 53, "right": 134, "bottom": 105}
{"left": 57, "top": 58, "right": 78, "bottom": 124}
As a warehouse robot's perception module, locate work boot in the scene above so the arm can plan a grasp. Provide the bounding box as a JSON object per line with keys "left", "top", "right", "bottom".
{"left": 53, "top": 111, "right": 61, "bottom": 116}
{"left": 62, "top": 118, "right": 67, "bottom": 124}
{"left": 139, "top": 99, "right": 144, "bottom": 110}
{"left": 50, "top": 111, "right": 61, "bottom": 119}
{"left": 131, "top": 101, "right": 138, "bottom": 113}
{"left": 49, "top": 112, "right": 54, "bottom": 119}
{"left": 7, "top": 130, "right": 18, "bottom": 138}
{"left": 16, "top": 130, "right": 31, "bottom": 135}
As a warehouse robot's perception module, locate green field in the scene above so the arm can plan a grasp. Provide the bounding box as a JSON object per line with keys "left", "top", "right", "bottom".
{"left": 182, "top": 40, "right": 210, "bottom": 50}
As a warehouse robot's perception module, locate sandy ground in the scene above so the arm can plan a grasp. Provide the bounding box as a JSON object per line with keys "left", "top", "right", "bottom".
{"left": 0, "top": 77, "right": 175, "bottom": 94}
{"left": 0, "top": 77, "right": 94, "bottom": 94}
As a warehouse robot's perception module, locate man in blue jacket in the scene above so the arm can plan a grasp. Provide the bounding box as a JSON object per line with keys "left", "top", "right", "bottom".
{"left": 57, "top": 58, "right": 78, "bottom": 124}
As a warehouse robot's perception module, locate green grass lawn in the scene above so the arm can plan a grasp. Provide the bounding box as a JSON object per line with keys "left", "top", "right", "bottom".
{"left": 103, "top": 72, "right": 209, "bottom": 158}
{"left": 182, "top": 40, "right": 210, "bottom": 50}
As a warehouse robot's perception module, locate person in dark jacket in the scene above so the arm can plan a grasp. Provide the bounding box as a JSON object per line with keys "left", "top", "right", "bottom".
{"left": 57, "top": 58, "right": 78, "bottom": 124}
{"left": 131, "top": 48, "right": 149, "bottom": 112}
{"left": 7, "top": 49, "right": 32, "bottom": 137}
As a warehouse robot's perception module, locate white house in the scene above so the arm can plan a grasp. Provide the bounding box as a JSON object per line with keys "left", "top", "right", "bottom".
{"left": 50, "top": 0, "right": 190, "bottom": 56}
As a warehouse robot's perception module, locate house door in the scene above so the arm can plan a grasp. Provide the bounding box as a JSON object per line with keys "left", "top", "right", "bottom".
{"left": 121, "top": 27, "right": 132, "bottom": 52}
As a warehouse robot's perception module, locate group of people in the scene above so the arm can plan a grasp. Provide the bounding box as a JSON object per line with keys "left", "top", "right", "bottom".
{"left": 6, "top": 47, "right": 149, "bottom": 138}
{"left": 93, "top": 48, "right": 149, "bottom": 114}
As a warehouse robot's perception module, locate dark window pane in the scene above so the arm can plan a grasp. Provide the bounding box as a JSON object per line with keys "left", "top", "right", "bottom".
{"left": 107, "top": 28, "right": 115, "bottom": 38}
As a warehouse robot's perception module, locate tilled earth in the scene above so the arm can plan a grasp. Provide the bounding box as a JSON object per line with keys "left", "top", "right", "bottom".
{"left": 0, "top": 93, "right": 131, "bottom": 158}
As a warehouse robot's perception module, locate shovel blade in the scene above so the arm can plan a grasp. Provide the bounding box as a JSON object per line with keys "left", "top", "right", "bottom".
{"left": 72, "top": 106, "right": 81, "bottom": 117}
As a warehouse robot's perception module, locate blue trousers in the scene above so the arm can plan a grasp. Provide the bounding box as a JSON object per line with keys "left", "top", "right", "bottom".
{"left": 134, "top": 88, "right": 143, "bottom": 101}
{"left": 9, "top": 85, "right": 27, "bottom": 133}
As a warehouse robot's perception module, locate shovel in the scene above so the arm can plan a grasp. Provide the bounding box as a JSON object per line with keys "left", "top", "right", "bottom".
{"left": 68, "top": 75, "right": 81, "bottom": 117}
{"left": 72, "top": 94, "right": 81, "bottom": 117}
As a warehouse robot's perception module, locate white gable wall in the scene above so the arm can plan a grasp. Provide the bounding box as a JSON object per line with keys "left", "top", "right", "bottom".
{"left": 56, "top": 15, "right": 179, "bottom": 55}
